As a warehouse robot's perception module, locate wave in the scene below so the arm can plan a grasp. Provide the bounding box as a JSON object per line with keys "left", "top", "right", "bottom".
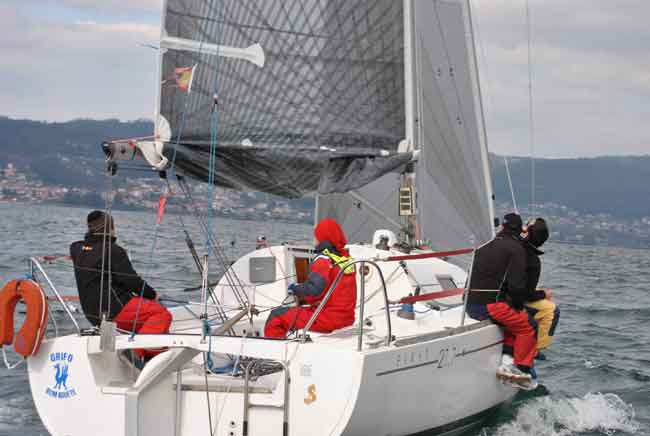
{"left": 491, "top": 393, "right": 640, "bottom": 436}
{"left": 0, "top": 395, "right": 41, "bottom": 431}
{"left": 581, "top": 361, "right": 650, "bottom": 383}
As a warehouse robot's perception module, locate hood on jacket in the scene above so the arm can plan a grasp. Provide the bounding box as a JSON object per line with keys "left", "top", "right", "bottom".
{"left": 314, "top": 218, "right": 348, "bottom": 256}
{"left": 525, "top": 218, "right": 549, "bottom": 248}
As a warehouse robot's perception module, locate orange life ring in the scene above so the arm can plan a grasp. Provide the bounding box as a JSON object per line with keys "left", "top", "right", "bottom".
{"left": 0, "top": 279, "right": 49, "bottom": 358}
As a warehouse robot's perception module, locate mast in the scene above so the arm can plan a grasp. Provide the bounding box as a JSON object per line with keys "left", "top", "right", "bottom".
{"left": 403, "top": 0, "right": 418, "bottom": 146}
{"left": 402, "top": 0, "right": 419, "bottom": 245}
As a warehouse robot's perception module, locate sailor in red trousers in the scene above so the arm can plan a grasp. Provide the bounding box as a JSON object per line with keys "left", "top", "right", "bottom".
{"left": 265, "top": 218, "right": 357, "bottom": 338}
{"left": 466, "top": 213, "right": 538, "bottom": 378}
{"left": 70, "top": 211, "right": 172, "bottom": 359}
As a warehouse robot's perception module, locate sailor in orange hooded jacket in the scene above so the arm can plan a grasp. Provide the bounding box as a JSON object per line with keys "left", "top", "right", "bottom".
{"left": 264, "top": 218, "right": 357, "bottom": 338}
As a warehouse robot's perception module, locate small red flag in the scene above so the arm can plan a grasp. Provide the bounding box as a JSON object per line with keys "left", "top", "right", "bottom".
{"left": 157, "top": 193, "right": 168, "bottom": 225}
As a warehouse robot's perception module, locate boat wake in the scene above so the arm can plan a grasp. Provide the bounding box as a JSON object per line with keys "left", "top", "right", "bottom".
{"left": 492, "top": 393, "right": 640, "bottom": 436}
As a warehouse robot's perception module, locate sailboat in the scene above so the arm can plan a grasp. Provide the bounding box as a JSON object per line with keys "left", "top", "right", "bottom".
{"left": 12, "top": 1, "right": 523, "bottom": 435}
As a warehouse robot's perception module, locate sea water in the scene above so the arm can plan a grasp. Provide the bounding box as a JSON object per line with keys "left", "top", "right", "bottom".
{"left": 1, "top": 203, "right": 648, "bottom": 436}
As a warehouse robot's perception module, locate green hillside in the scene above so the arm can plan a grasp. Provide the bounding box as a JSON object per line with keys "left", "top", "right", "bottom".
{"left": 490, "top": 155, "right": 650, "bottom": 218}
{"left": 1, "top": 116, "right": 649, "bottom": 218}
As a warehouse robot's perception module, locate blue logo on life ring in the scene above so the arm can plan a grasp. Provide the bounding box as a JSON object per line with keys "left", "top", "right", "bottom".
{"left": 45, "top": 352, "right": 77, "bottom": 399}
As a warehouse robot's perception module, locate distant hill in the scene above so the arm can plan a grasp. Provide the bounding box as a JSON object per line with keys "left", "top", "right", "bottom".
{"left": 0, "top": 116, "right": 151, "bottom": 188}
{"left": 0, "top": 117, "right": 151, "bottom": 152}
{"left": 490, "top": 154, "right": 650, "bottom": 218}
{"left": 1, "top": 116, "right": 649, "bottom": 218}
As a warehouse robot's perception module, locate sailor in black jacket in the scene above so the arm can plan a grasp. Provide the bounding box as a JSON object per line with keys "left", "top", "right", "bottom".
{"left": 467, "top": 217, "right": 528, "bottom": 310}
{"left": 70, "top": 232, "right": 157, "bottom": 325}
{"left": 70, "top": 211, "right": 171, "bottom": 357}
{"left": 466, "top": 213, "right": 538, "bottom": 375}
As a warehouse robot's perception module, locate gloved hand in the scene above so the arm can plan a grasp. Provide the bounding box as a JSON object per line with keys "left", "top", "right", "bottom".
{"left": 287, "top": 283, "right": 299, "bottom": 295}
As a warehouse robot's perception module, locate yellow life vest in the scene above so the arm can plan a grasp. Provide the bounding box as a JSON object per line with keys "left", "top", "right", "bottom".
{"left": 322, "top": 248, "right": 355, "bottom": 274}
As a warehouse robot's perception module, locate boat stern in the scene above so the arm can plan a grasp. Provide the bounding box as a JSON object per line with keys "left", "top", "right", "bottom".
{"left": 27, "top": 334, "right": 135, "bottom": 436}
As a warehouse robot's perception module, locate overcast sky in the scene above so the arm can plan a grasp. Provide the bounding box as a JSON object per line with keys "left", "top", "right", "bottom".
{"left": 1, "top": 0, "right": 649, "bottom": 158}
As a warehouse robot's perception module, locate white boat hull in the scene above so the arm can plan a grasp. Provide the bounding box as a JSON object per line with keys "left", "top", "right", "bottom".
{"left": 27, "top": 325, "right": 514, "bottom": 436}
{"left": 26, "top": 244, "right": 517, "bottom": 435}
{"left": 344, "top": 325, "right": 511, "bottom": 435}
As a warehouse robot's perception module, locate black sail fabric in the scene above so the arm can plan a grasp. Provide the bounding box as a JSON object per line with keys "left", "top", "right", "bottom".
{"left": 159, "top": 0, "right": 407, "bottom": 198}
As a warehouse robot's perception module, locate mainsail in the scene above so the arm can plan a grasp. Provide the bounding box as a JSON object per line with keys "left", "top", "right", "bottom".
{"left": 316, "top": 172, "right": 402, "bottom": 244}
{"left": 155, "top": 0, "right": 409, "bottom": 198}
{"left": 318, "top": 0, "right": 495, "bottom": 249}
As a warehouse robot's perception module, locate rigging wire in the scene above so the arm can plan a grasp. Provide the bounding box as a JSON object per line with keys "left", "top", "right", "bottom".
{"left": 129, "top": 182, "right": 167, "bottom": 337}
{"left": 503, "top": 156, "right": 519, "bottom": 214}
{"left": 98, "top": 173, "right": 114, "bottom": 320}
{"left": 192, "top": 0, "right": 249, "bottom": 371}
{"left": 470, "top": 0, "right": 531, "bottom": 220}
{"left": 116, "top": 0, "right": 242, "bottom": 339}
{"left": 172, "top": 0, "right": 253, "bottom": 329}
{"left": 467, "top": 0, "right": 493, "bottom": 116}
{"left": 465, "top": 0, "right": 497, "bottom": 236}
{"left": 170, "top": 198, "right": 231, "bottom": 329}
{"left": 107, "top": 178, "right": 114, "bottom": 317}
{"left": 117, "top": 0, "right": 196, "bottom": 335}
{"left": 177, "top": 179, "right": 250, "bottom": 310}
{"left": 525, "top": 0, "right": 536, "bottom": 217}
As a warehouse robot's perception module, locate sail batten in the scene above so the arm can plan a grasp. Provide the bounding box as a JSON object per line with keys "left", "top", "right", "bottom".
{"left": 160, "top": 37, "right": 265, "bottom": 68}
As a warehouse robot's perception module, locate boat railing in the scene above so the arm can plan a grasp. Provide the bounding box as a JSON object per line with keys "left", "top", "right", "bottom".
{"left": 28, "top": 256, "right": 81, "bottom": 335}
{"left": 380, "top": 246, "right": 478, "bottom": 328}
{"left": 300, "top": 246, "right": 481, "bottom": 350}
{"left": 301, "top": 260, "right": 391, "bottom": 351}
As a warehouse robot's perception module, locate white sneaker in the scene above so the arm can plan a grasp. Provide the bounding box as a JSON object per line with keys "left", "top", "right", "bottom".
{"left": 497, "top": 361, "right": 537, "bottom": 391}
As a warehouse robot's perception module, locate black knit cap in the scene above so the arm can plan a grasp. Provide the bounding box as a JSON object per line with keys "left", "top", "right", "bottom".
{"left": 502, "top": 212, "right": 523, "bottom": 232}
{"left": 87, "top": 210, "right": 114, "bottom": 233}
